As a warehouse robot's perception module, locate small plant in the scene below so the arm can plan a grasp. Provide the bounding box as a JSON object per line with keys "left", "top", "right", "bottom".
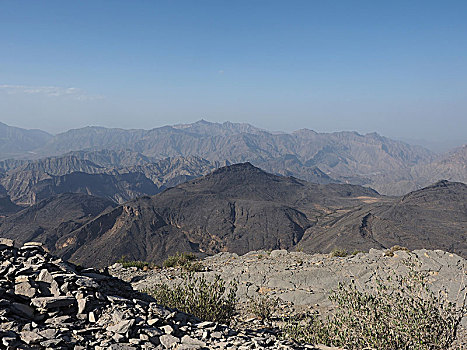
{"left": 351, "top": 250, "right": 363, "bottom": 255}
{"left": 149, "top": 274, "right": 238, "bottom": 324}
{"left": 248, "top": 292, "right": 280, "bottom": 322}
{"left": 163, "top": 252, "right": 204, "bottom": 272}
{"left": 384, "top": 245, "right": 410, "bottom": 257}
{"left": 281, "top": 263, "right": 466, "bottom": 349}
{"left": 329, "top": 248, "right": 348, "bottom": 257}
{"left": 117, "top": 256, "right": 152, "bottom": 269}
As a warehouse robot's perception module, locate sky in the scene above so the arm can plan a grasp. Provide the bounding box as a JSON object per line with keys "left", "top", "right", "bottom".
{"left": 1, "top": 0, "right": 466, "bottom": 150}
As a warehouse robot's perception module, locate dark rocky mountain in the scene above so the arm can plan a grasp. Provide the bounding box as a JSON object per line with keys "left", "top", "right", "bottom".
{"left": 0, "top": 195, "right": 22, "bottom": 216}
{"left": 0, "top": 157, "right": 159, "bottom": 205}
{"left": 25, "top": 171, "right": 160, "bottom": 204}
{"left": 53, "top": 163, "right": 378, "bottom": 267}
{"left": 0, "top": 122, "right": 52, "bottom": 160}
{"left": 0, "top": 163, "right": 465, "bottom": 268}
{"left": 0, "top": 193, "right": 115, "bottom": 247}
{"left": 299, "top": 180, "right": 467, "bottom": 257}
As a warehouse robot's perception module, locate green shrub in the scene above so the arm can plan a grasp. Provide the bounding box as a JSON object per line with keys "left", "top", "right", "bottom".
{"left": 163, "top": 252, "right": 204, "bottom": 272}
{"left": 117, "top": 256, "right": 152, "bottom": 269}
{"left": 282, "top": 265, "right": 466, "bottom": 349}
{"left": 248, "top": 292, "right": 279, "bottom": 321}
{"left": 329, "top": 248, "right": 348, "bottom": 257}
{"left": 149, "top": 274, "right": 238, "bottom": 324}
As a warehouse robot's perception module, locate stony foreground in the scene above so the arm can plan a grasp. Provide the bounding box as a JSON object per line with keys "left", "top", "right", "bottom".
{"left": 111, "top": 248, "right": 467, "bottom": 347}
{"left": 0, "top": 239, "right": 327, "bottom": 350}
{"left": 112, "top": 248, "right": 467, "bottom": 317}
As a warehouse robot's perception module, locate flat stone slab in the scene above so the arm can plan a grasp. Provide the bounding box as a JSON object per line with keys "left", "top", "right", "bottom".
{"left": 31, "top": 296, "right": 76, "bottom": 309}
{"left": 0, "top": 238, "right": 14, "bottom": 247}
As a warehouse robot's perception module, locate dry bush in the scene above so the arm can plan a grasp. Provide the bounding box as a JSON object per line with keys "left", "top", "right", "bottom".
{"left": 149, "top": 274, "right": 238, "bottom": 324}
{"left": 248, "top": 292, "right": 280, "bottom": 321}
{"left": 384, "top": 245, "right": 410, "bottom": 257}
{"left": 162, "top": 252, "right": 204, "bottom": 272}
{"left": 282, "top": 264, "right": 466, "bottom": 349}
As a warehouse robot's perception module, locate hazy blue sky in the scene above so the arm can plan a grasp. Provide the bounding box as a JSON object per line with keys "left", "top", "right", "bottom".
{"left": 1, "top": 0, "right": 466, "bottom": 148}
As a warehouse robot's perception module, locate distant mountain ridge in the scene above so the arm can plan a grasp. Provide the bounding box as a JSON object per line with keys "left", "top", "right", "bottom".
{"left": 0, "top": 120, "right": 465, "bottom": 195}
{"left": 0, "top": 151, "right": 223, "bottom": 205}
{"left": 0, "top": 122, "right": 52, "bottom": 159}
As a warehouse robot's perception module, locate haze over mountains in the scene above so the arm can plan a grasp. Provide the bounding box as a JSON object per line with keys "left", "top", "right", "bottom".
{"left": 0, "top": 120, "right": 465, "bottom": 197}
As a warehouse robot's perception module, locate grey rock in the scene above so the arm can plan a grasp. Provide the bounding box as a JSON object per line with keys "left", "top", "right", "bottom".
{"left": 31, "top": 296, "right": 76, "bottom": 309}
{"left": 181, "top": 335, "right": 206, "bottom": 347}
{"left": 23, "top": 242, "right": 44, "bottom": 247}
{"left": 20, "top": 330, "right": 44, "bottom": 344}
{"left": 15, "top": 280, "right": 36, "bottom": 298}
{"left": 270, "top": 249, "right": 288, "bottom": 258}
{"left": 108, "top": 319, "right": 135, "bottom": 334}
{"left": 0, "top": 238, "right": 14, "bottom": 247}
{"left": 159, "top": 334, "right": 179, "bottom": 348}
{"left": 37, "top": 269, "right": 54, "bottom": 283}
{"left": 89, "top": 311, "right": 97, "bottom": 323}
{"left": 40, "top": 338, "right": 63, "bottom": 347}
{"left": 161, "top": 325, "right": 174, "bottom": 334}
{"left": 147, "top": 318, "right": 160, "bottom": 326}
{"left": 10, "top": 302, "right": 35, "bottom": 318}
{"left": 77, "top": 296, "right": 91, "bottom": 314}
{"left": 109, "top": 344, "right": 138, "bottom": 350}
{"left": 75, "top": 276, "right": 99, "bottom": 289}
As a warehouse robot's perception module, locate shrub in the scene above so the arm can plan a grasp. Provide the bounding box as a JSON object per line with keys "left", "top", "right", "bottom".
{"left": 163, "top": 252, "right": 204, "bottom": 272}
{"left": 116, "top": 256, "right": 153, "bottom": 269}
{"left": 248, "top": 292, "right": 280, "bottom": 321}
{"left": 281, "top": 265, "right": 466, "bottom": 349}
{"left": 329, "top": 248, "right": 348, "bottom": 257}
{"left": 149, "top": 274, "right": 238, "bottom": 324}
{"left": 384, "top": 245, "right": 410, "bottom": 257}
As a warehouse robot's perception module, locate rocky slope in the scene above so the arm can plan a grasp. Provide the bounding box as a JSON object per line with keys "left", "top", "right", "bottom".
{"left": 0, "top": 153, "right": 220, "bottom": 205}
{"left": 298, "top": 180, "right": 467, "bottom": 257}
{"left": 0, "top": 195, "right": 22, "bottom": 216}
{"left": 0, "top": 239, "right": 317, "bottom": 349}
{"left": 2, "top": 163, "right": 463, "bottom": 269}
{"left": 0, "top": 193, "right": 116, "bottom": 248}
{"left": 51, "top": 163, "right": 380, "bottom": 268}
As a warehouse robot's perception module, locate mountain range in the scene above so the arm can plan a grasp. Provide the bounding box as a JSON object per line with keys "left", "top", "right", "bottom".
{"left": 0, "top": 120, "right": 465, "bottom": 268}
{"left": 0, "top": 163, "right": 465, "bottom": 268}
{"left": 0, "top": 120, "right": 465, "bottom": 196}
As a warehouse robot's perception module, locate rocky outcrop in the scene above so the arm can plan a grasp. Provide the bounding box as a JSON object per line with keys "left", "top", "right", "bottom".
{"left": 0, "top": 239, "right": 318, "bottom": 349}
